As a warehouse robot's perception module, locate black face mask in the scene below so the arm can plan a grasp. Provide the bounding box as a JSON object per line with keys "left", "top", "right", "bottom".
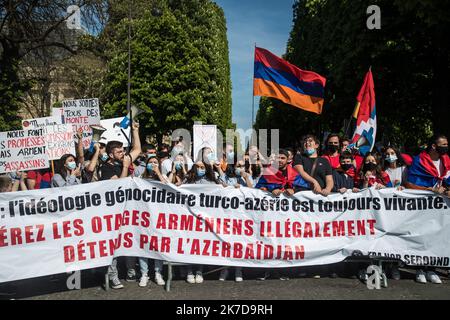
{"left": 436, "top": 146, "right": 449, "bottom": 155}
{"left": 326, "top": 144, "right": 339, "bottom": 153}
{"left": 341, "top": 164, "right": 353, "bottom": 172}
{"left": 363, "top": 162, "right": 377, "bottom": 172}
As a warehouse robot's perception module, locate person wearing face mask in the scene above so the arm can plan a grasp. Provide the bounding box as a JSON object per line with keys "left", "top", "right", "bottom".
{"left": 357, "top": 153, "right": 392, "bottom": 189}
{"left": 98, "top": 122, "right": 141, "bottom": 290}
{"left": 196, "top": 147, "right": 225, "bottom": 182}
{"left": 133, "top": 144, "right": 157, "bottom": 178}
{"left": 51, "top": 154, "right": 82, "bottom": 187}
{"left": 220, "top": 143, "right": 235, "bottom": 172}
{"left": 81, "top": 142, "right": 109, "bottom": 183}
{"left": 217, "top": 158, "right": 252, "bottom": 283}
{"left": 286, "top": 148, "right": 295, "bottom": 165}
{"left": 256, "top": 149, "right": 308, "bottom": 196}
{"left": 332, "top": 152, "right": 360, "bottom": 194}
{"left": 382, "top": 146, "right": 408, "bottom": 189}
{"left": 137, "top": 156, "right": 168, "bottom": 288}
{"left": 183, "top": 161, "right": 221, "bottom": 284}
{"left": 405, "top": 135, "right": 449, "bottom": 285}
{"left": 293, "top": 134, "right": 334, "bottom": 196}
{"left": 168, "top": 154, "right": 188, "bottom": 186}
{"left": 322, "top": 134, "right": 342, "bottom": 170}
{"left": 220, "top": 159, "right": 253, "bottom": 189}
{"left": 406, "top": 134, "right": 450, "bottom": 197}
{"left": 165, "top": 141, "right": 193, "bottom": 174}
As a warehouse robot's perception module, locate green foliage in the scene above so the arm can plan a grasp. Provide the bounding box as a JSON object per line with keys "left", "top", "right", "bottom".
{"left": 255, "top": 0, "right": 450, "bottom": 151}
{"left": 0, "top": 55, "right": 28, "bottom": 131}
{"left": 101, "top": 0, "right": 232, "bottom": 141}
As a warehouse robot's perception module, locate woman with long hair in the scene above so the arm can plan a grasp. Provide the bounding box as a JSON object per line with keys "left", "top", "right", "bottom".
{"left": 138, "top": 155, "right": 168, "bottom": 288}
{"left": 184, "top": 160, "right": 221, "bottom": 284}
{"left": 356, "top": 152, "right": 392, "bottom": 189}
{"left": 51, "top": 154, "right": 82, "bottom": 187}
{"left": 381, "top": 146, "right": 407, "bottom": 189}
{"left": 167, "top": 154, "right": 188, "bottom": 186}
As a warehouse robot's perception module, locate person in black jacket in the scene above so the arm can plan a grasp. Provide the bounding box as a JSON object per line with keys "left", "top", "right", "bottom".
{"left": 332, "top": 151, "right": 360, "bottom": 193}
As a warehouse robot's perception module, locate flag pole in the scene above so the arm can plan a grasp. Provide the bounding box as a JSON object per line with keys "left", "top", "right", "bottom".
{"left": 127, "top": 1, "right": 133, "bottom": 151}
{"left": 251, "top": 43, "right": 256, "bottom": 129}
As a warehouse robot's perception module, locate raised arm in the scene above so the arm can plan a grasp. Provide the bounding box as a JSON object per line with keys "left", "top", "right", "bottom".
{"left": 128, "top": 122, "right": 142, "bottom": 162}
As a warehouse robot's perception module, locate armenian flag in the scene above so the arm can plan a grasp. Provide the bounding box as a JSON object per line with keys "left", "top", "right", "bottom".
{"left": 253, "top": 47, "right": 326, "bottom": 114}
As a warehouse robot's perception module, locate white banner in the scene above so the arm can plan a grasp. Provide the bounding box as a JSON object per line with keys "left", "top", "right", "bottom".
{"left": 0, "top": 179, "right": 449, "bottom": 283}
{"left": 0, "top": 129, "right": 49, "bottom": 173}
{"left": 62, "top": 98, "right": 101, "bottom": 149}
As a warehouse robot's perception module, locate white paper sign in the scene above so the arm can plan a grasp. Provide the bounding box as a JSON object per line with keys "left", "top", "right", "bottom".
{"left": 0, "top": 129, "right": 49, "bottom": 173}
{"left": 45, "top": 124, "right": 76, "bottom": 160}
{"left": 99, "top": 118, "right": 131, "bottom": 147}
{"left": 62, "top": 98, "right": 101, "bottom": 149}
{"left": 193, "top": 125, "right": 217, "bottom": 162}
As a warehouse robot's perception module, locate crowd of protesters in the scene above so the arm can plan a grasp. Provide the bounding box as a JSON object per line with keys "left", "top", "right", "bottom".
{"left": 0, "top": 122, "right": 449, "bottom": 288}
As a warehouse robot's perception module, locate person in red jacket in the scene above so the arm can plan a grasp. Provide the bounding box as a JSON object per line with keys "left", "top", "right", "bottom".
{"left": 322, "top": 133, "right": 341, "bottom": 170}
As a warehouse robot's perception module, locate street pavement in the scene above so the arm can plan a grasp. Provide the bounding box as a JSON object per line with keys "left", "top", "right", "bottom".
{"left": 1, "top": 266, "right": 449, "bottom": 300}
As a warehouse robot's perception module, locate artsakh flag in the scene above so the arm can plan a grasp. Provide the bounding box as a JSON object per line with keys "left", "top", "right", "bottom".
{"left": 253, "top": 47, "right": 327, "bottom": 114}
{"left": 351, "top": 69, "right": 377, "bottom": 156}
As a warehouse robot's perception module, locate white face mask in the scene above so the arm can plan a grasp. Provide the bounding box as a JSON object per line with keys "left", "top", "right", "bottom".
{"left": 172, "top": 147, "right": 184, "bottom": 158}
{"left": 385, "top": 155, "right": 398, "bottom": 163}
{"left": 67, "top": 161, "right": 77, "bottom": 170}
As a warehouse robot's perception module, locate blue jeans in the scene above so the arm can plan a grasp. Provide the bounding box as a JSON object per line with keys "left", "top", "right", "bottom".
{"left": 139, "top": 258, "right": 163, "bottom": 275}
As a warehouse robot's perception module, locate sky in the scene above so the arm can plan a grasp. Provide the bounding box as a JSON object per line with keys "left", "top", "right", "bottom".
{"left": 214, "top": 0, "right": 296, "bottom": 130}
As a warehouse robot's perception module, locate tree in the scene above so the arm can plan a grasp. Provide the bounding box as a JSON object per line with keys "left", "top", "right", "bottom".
{"left": 0, "top": 0, "right": 106, "bottom": 130}
{"left": 255, "top": 0, "right": 449, "bottom": 150}
{"left": 101, "top": 0, "right": 232, "bottom": 143}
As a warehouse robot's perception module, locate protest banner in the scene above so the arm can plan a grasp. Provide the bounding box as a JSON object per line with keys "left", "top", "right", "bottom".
{"left": 0, "top": 179, "right": 449, "bottom": 283}
{"left": 62, "top": 98, "right": 101, "bottom": 149}
{"left": 22, "top": 116, "right": 62, "bottom": 129}
{"left": 193, "top": 124, "right": 217, "bottom": 161}
{"left": 0, "top": 129, "right": 49, "bottom": 173}
{"left": 99, "top": 118, "right": 131, "bottom": 147}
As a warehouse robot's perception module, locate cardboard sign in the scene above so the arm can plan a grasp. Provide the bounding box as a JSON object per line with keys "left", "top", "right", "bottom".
{"left": 0, "top": 129, "right": 49, "bottom": 173}
{"left": 62, "top": 98, "right": 101, "bottom": 149}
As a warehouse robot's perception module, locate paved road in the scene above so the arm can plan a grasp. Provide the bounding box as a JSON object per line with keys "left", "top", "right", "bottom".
{"left": 2, "top": 267, "right": 449, "bottom": 300}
